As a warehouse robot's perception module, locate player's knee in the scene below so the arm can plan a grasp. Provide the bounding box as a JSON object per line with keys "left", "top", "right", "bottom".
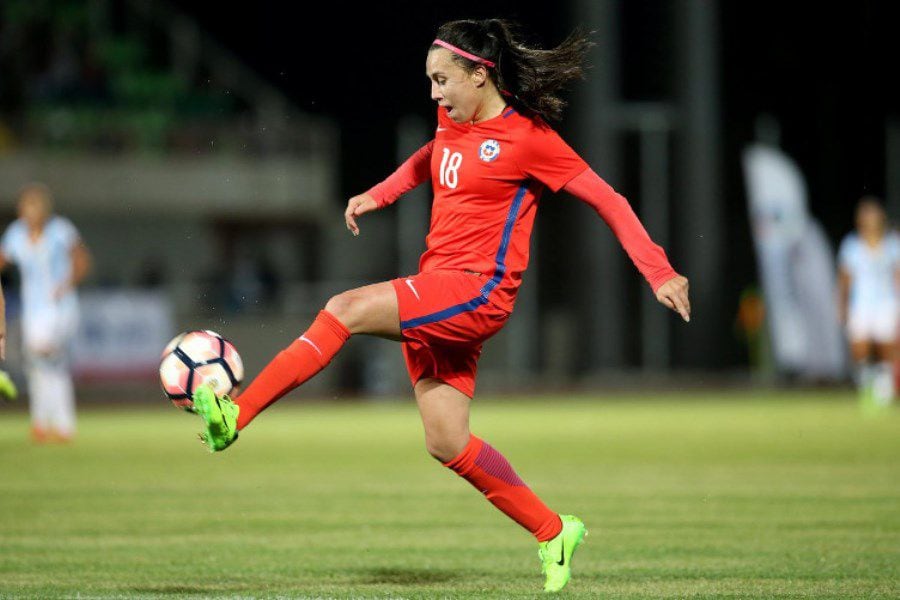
{"left": 324, "top": 293, "right": 349, "bottom": 320}
{"left": 424, "top": 432, "right": 467, "bottom": 463}
{"left": 324, "top": 291, "right": 368, "bottom": 329}
{"left": 425, "top": 439, "right": 454, "bottom": 463}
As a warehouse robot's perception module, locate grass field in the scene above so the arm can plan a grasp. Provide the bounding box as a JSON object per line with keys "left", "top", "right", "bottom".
{"left": 0, "top": 390, "right": 898, "bottom": 599}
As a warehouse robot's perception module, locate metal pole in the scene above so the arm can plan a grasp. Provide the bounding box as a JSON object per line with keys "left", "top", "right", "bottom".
{"left": 572, "top": 0, "right": 626, "bottom": 374}
{"left": 396, "top": 116, "right": 431, "bottom": 276}
{"left": 639, "top": 114, "right": 671, "bottom": 370}
{"left": 505, "top": 229, "right": 539, "bottom": 384}
{"left": 886, "top": 118, "right": 900, "bottom": 220}
{"left": 675, "top": 0, "right": 724, "bottom": 366}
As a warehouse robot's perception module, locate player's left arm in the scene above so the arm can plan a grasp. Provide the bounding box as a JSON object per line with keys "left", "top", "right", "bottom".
{"left": 55, "top": 239, "right": 92, "bottom": 299}
{"left": 893, "top": 236, "right": 900, "bottom": 290}
{"left": 71, "top": 239, "right": 92, "bottom": 286}
{"left": 517, "top": 125, "right": 689, "bottom": 321}
{"left": 562, "top": 167, "right": 690, "bottom": 322}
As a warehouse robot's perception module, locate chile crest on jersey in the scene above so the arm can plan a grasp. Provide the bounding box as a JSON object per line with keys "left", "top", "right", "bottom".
{"left": 478, "top": 139, "right": 501, "bottom": 162}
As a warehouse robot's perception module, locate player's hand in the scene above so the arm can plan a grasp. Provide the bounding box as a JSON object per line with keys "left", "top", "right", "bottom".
{"left": 656, "top": 275, "right": 691, "bottom": 322}
{"left": 53, "top": 282, "right": 70, "bottom": 300}
{"left": 344, "top": 193, "right": 379, "bottom": 236}
{"left": 0, "top": 328, "right": 5, "bottom": 361}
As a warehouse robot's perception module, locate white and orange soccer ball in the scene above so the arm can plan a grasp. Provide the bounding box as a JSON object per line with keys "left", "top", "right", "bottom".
{"left": 159, "top": 330, "right": 244, "bottom": 411}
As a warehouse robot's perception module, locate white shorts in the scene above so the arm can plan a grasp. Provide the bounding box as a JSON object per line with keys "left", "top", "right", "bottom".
{"left": 22, "top": 306, "right": 78, "bottom": 356}
{"left": 847, "top": 303, "right": 899, "bottom": 344}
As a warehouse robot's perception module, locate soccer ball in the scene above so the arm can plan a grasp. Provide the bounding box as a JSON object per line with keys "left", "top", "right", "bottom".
{"left": 159, "top": 330, "right": 244, "bottom": 411}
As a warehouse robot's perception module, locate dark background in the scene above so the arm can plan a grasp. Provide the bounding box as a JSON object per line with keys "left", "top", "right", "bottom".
{"left": 174, "top": 0, "right": 899, "bottom": 368}
{"left": 178, "top": 0, "right": 898, "bottom": 232}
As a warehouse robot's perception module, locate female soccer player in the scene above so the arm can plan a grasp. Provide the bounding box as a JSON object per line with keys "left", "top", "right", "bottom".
{"left": 192, "top": 19, "right": 690, "bottom": 592}
{"left": 838, "top": 197, "right": 900, "bottom": 408}
{"left": 0, "top": 183, "right": 92, "bottom": 442}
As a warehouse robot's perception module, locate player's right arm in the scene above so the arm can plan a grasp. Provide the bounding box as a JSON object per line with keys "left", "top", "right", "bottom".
{"left": 0, "top": 253, "right": 7, "bottom": 360}
{"left": 0, "top": 282, "right": 5, "bottom": 360}
{"left": 836, "top": 237, "right": 853, "bottom": 326}
{"left": 837, "top": 267, "right": 851, "bottom": 325}
{"left": 344, "top": 193, "right": 379, "bottom": 237}
{"left": 344, "top": 140, "right": 434, "bottom": 236}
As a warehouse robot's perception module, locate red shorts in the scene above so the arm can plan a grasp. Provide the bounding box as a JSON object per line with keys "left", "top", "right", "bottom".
{"left": 391, "top": 270, "right": 510, "bottom": 397}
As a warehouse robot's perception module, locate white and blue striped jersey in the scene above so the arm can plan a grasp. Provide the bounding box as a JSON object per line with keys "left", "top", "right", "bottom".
{"left": 838, "top": 232, "right": 900, "bottom": 309}
{"left": 1, "top": 216, "right": 80, "bottom": 316}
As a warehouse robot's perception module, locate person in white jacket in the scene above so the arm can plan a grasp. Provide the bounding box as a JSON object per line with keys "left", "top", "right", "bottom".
{"left": 0, "top": 183, "right": 91, "bottom": 441}
{"left": 837, "top": 196, "right": 900, "bottom": 407}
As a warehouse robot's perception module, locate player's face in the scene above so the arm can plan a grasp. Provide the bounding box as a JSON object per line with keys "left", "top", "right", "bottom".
{"left": 18, "top": 191, "right": 51, "bottom": 228}
{"left": 856, "top": 203, "right": 886, "bottom": 237}
{"left": 426, "top": 48, "right": 486, "bottom": 123}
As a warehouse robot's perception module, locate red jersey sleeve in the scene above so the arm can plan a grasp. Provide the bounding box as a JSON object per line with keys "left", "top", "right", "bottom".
{"left": 516, "top": 121, "right": 589, "bottom": 192}
{"left": 366, "top": 140, "right": 434, "bottom": 208}
{"left": 564, "top": 168, "right": 679, "bottom": 293}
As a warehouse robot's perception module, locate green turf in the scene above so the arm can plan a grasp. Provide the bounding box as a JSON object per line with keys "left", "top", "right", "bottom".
{"left": 0, "top": 390, "right": 898, "bottom": 599}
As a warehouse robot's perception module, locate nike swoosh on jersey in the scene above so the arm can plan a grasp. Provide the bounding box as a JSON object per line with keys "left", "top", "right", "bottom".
{"left": 405, "top": 278, "right": 421, "bottom": 300}
{"left": 436, "top": 127, "right": 447, "bottom": 132}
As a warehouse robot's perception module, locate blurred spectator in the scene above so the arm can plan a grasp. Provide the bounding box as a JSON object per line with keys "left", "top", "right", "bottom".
{"left": 0, "top": 183, "right": 92, "bottom": 442}
{"left": 837, "top": 197, "right": 900, "bottom": 409}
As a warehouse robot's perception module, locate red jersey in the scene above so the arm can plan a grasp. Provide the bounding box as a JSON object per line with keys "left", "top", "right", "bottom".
{"left": 367, "top": 105, "right": 678, "bottom": 313}
{"left": 397, "top": 106, "right": 587, "bottom": 312}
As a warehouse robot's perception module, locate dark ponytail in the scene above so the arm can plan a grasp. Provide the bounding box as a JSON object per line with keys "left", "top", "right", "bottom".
{"left": 432, "top": 19, "right": 593, "bottom": 122}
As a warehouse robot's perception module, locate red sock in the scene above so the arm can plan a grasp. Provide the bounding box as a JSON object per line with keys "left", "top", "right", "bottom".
{"left": 235, "top": 310, "right": 350, "bottom": 430}
{"left": 443, "top": 434, "right": 563, "bottom": 542}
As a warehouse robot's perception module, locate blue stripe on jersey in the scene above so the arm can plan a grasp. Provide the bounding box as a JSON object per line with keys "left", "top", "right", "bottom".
{"left": 502, "top": 107, "right": 516, "bottom": 118}
{"left": 400, "top": 295, "right": 490, "bottom": 330}
{"left": 400, "top": 184, "right": 528, "bottom": 330}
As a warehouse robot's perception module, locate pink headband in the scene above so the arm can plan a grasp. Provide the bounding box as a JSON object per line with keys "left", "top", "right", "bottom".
{"left": 432, "top": 39, "right": 495, "bottom": 68}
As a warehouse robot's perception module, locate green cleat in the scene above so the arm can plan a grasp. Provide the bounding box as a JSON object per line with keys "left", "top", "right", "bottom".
{"left": 0, "top": 369, "right": 18, "bottom": 402}
{"left": 192, "top": 385, "right": 239, "bottom": 452}
{"left": 538, "top": 514, "right": 587, "bottom": 593}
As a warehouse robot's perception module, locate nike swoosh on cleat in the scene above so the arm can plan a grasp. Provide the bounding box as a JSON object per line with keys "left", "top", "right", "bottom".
{"left": 557, "top": 539, "right": 565, "bottom": 566}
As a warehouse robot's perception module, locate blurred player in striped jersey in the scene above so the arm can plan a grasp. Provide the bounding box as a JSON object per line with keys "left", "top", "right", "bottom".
{"left": 838, "top": 197, "right": 900, "bottom": 409}
{"left": 0, "top": 183, "right": 91, "bottom": 442}
{"left": 191, "top": 19, "right": 690, "bottom": 591}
